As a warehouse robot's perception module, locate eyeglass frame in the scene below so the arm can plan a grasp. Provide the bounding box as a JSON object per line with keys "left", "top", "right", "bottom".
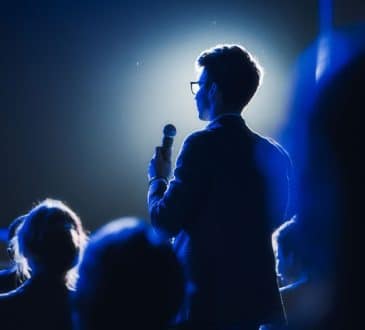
{"left": 190, "top": 77, "right": 213, "bottom": 95}
{"left": 190, "top": 81, "right": 200, "bottom": 95}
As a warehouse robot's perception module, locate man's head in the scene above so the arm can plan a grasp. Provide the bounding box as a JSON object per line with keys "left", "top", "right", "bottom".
{"left": 194, "top": 44, "right": 263, "bottom": 120}
{"left": 17, "top": 199, "right": 86, "bottom": 278}
{"left": 73, "top": 217, "right": 185, "bottom": 330}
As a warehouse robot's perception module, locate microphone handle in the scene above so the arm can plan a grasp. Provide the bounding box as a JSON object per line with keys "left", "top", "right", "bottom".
{"left": 161, "top": 137, "right": 173, "bottom": 160}
{"left": 161, "top": 123, "right": 176, "bottom": 160}
{"left": 162, "top": 136, "right": 174, "bottom": 149}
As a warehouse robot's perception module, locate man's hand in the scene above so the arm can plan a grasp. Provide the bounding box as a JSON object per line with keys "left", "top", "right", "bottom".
{"left": 148, "top": 146, "right": 172, "bottom": 181}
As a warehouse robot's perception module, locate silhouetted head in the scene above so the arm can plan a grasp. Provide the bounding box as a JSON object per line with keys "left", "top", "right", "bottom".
{"left": 7, "top": 214, "right": 26, "bottom": 261}
{"left": 73, "top": 217, "right": 185, "bottom": 330}
{"left": 194, "top": 44, "right": 262, "bottom": 120}
{"left": 272, "top": 216, "right": 307, "bottom": 284}
{"left": 17, "top": 199, "right": 87, "bottom": 280}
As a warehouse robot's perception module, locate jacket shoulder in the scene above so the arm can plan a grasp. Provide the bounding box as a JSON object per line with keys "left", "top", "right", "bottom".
{"left": 251, "top": 131, "right": 291, "bottom": 163}
{"left": 183, "top": 129, "right": 213, "bottom": 144}
{"left": 179, "top": 129, "right": 214, "bottom": 156}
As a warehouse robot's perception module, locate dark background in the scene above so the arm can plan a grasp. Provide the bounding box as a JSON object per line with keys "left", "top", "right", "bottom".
{"left": 1, "top": 0, "right": 364, "bottom": 238}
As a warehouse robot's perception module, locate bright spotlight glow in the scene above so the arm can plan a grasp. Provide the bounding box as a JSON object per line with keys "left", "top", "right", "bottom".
{"left": 122, "top": 23, "right": 291, "bottom": 164}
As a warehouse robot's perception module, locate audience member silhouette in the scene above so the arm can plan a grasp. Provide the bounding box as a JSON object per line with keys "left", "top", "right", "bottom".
{"left": 72, "top": 217, "right": 185, "bottom": 330}
{"left": 0, "top": 215, "right": 26, "bottom": 293}
{"left": 0, "top": 199, "right": 87, "bottom": 330}
{"left": 148, "top": 44, "right": 291, "bottom": 329}
{"left": 271, "top": 217, "right": 328, "bottom": 330}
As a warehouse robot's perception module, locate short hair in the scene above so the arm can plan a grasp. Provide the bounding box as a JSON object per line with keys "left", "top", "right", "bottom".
{"left": 16, "top": 199, "right": 87, "bottom": 283}
{"left": 272, "top": 216, "right": 311, "bottom": 277}
{"left": 272, "top": 217, "right": 300, "bottom": 258}
{"left": 196, "top": 44, "right": 263, "bottom": 110}
{"left": 73, "top": 218, "right": 185, "bottom": 330}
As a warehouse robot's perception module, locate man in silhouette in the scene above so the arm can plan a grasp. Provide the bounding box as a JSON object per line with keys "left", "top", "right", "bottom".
{"left": 148, "top": 44, "right": 292, "bottom": 329}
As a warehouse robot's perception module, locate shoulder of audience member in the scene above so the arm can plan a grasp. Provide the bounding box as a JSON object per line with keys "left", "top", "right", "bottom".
{"left": 0, "top": 285, "right": 22, "bottom": 301}
{"left": 0, "top": 268, "right": 14, "bottom": 276}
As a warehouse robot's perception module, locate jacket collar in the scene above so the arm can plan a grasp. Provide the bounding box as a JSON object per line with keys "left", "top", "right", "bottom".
{"left": 207, "top": 113, "right": 246, "bottom": 129}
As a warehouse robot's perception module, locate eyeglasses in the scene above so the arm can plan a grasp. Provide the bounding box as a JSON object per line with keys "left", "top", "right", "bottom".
{"left": 190, "top": 81, "right": 200, "bottom": 95}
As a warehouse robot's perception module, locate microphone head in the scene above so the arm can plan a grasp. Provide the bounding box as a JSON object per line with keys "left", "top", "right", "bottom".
{"left": 163, "top": 124, "right": 177, "bottom": 138}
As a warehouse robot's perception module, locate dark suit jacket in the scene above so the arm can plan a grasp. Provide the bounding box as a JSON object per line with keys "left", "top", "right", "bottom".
{"left": 148, "top": 115, "right": 291, "bottom": 326}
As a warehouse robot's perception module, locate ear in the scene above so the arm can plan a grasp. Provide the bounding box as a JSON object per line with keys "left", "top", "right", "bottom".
{"left": 208, "top": 82, "right": 223, "bottom": 104}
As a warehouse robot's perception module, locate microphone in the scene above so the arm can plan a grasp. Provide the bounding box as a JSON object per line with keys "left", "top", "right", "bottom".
{"left": 161, "top": 124, "right": 177, "bottom": 160}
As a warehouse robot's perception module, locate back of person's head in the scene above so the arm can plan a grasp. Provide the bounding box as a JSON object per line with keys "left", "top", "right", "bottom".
{"left": 272, "top": 216, "right": 307, "bottom": 283}
{"left": 73, "top": 217, "right": 185, "bottom": 330}
{"left": 16, "top": 199, "right": 87, "bottom": 282}
{"left": 7, "top": 214, "right": 26, "bottom": 261}
{"left": 196, "top": 43, "right": 263, "bottom": 111}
